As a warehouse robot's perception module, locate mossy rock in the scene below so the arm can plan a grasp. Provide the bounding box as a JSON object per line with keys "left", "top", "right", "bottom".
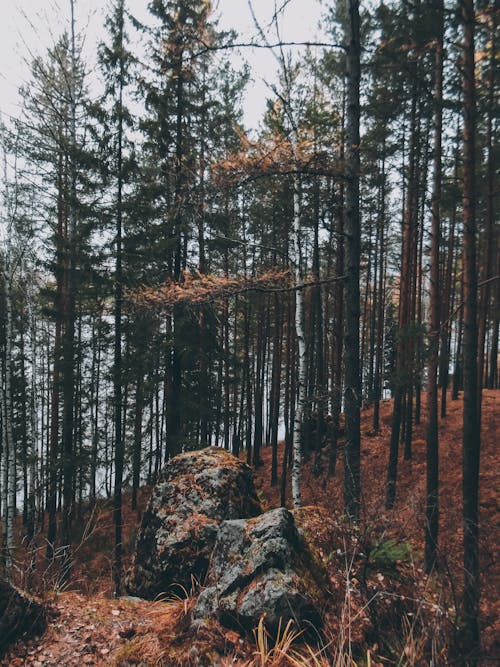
{"left": 193, "top": 507, "right": 326, "bottom": 636}
{"left": 126, "top": 447, "right": 262, "bottom": 600}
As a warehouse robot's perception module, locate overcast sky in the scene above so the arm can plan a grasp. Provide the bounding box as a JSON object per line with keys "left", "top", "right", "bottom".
{"left": 0, "top": 0, "right": 324, "bottom": 129}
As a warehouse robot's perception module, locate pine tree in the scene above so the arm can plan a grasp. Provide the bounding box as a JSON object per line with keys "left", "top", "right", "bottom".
{"left": 99, "top": 0, "right": 135, "bottom": 597}
{"left": 460, "top": 0, "right": 481, "bottom": 660}
{"left": 424, "top": 0, "right": 444, "bottom": 574}
{"left": 343, "top": 0, "right": 361, "bottom": 520}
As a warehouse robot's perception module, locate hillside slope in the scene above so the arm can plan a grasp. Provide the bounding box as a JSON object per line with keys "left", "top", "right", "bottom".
{"left": 2, "top": 390, "right": 498, "bottom": 666}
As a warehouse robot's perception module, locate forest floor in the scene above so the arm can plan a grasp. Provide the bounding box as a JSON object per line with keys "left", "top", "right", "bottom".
{"left": 2, "top": 390, "right": 499, "bottom": 666}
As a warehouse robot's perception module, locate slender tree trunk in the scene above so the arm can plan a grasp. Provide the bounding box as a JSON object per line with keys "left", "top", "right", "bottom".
{"left": 414, "top": 139, "right": 428, "bottom": 428}
{"left": 253, "top": 301, "right": 266, "bottom": 467}
{"left": 244, "top": 302, "right": 253, "bottom": 466}
{"left": 343, "top": 0, "right": 361, "bottom": 520}
{"left": 488, "top": 244, "right": 499, "bottom": 389}
{"left": 113, "top": 2, "right": 125, "bottom": 594}
{"left": 46, "top": 146, "right": 65, "bottom": 563}
{"left": 169, "top": 24, "right": 186, "bottom": 459}
{"left": 270, "top": 295, "right": 282, "bottom": 486}
{"left": 425, "top": 0, "right": 443, "bottom": 573}
{"left": 223, "top": 300, "right": 231, "bottom": 451}
{"left": 281, "top": 294, "right": 294, "bottom": 507}
{"left": 60, "top": 0, "right": 79, "bottom": 581}
{"left": 439, "top": 135, "right": 460, "bottom": 418}
{"left": 452, "top": 293, "right": 464, "bottom": 401}
{"left": 132, "top": 373, "right": 144, "bottom": 511}
{"left": 373, "top": 148, "right": 386, "bottom": 432}
{"left": 460, "top": 0, "right": 480, "bottom": 660}
{"left": 329, "top": 146, "right": 345, "bottom": 477}
{"left": 387, "top": 81, "right": 419, "bottom": 509}
{"left": 477, "top": 11, "right": 496, "bottom": 415}
{"left": 1, "top": 275, "right": 15, "bottom": 580}
{"left": 291, "top": 148, "right": 305, "bottom": 508}
{"left": 26, "top": 274, "right": 39, "bottom": 581}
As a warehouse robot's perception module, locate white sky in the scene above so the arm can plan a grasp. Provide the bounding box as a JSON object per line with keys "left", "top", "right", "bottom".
{"left": 0, "top": 0, "right": 325, "bottom": 129}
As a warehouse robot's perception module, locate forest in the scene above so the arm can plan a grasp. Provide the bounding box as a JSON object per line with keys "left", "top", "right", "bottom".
{"left": 0, "top": 0, "right": 498, "bottom": 665}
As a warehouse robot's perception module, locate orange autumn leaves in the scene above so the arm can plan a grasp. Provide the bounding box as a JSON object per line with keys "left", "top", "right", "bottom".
{"left": 212, "top": 129, "right": 340, "bottom": 185}
{"left": 127, "top": 269, "right": 291, "bottom": 311}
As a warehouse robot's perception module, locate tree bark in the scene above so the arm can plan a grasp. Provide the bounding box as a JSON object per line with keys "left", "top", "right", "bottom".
{"left": 343, "top": 0, "right": 361, "bottom": 520}
{"left": 291, "top": 163, "right": 305, "bottom": 508}
{"left": 425, "top": 0, "right": 443, "bottom": 573}
{"left": 112, "top": 0, "right": 125, "bottom": 596}
{"left": 460, "top": 0, "right": 481, "bottom": 660}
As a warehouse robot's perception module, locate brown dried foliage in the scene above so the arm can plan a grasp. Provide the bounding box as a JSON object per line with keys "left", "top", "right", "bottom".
{"left": 212, "top": 130, "right": 342, "bottom": 186}
{"left": 127, "top": 269, "right": 291, "bottom": 312}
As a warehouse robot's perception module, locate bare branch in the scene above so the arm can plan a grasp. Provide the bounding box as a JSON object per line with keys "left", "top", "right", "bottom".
{"left": 191, "top": 39, "right": 345, "bottom": 60}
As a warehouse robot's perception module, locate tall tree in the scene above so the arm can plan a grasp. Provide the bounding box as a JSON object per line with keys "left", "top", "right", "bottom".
{"left": 460, "top": 0, "right": 481, "bottom": 660}
{"left": 99, "top": 0, "right": 133, "bottom": 597}
{"left": 0, "top": 135, "right": 18, "bottom": 580}
{"left": 424, "top": 0, "right": 444, "bottom": 574}
{"left": 60, "top": 0, "right": 79, "bottom": 583}
{"left": 343, "top": 0, "right": 361, "bottom": 520}
{"left": 17, "top": 15, "right": 92, "bottom": 567}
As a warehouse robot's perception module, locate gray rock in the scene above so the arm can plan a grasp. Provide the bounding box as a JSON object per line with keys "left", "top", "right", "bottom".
{"left": 126, "top": 447, "right": 261, "bottom": 600}
{"left": 0, "top": 578, "right": 46, "bottom": 652}
{"left": 193, "top": 508, "right": 325, "bottom": 635}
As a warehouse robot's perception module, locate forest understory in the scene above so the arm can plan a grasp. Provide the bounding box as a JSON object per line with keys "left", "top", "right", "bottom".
{"left": 0, "top": 0, "right": 498, "bottom": 662}
{"left": 2, "top": 391, "right": 498, "bottom": 667}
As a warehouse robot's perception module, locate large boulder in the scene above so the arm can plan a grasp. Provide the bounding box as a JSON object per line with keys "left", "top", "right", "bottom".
{"left": 126, "top": 447, "right": 262, "bottom": 599}
{"left": 0, "top": 578, "right": 46, "bottom": 653}
{"left": 193, "top": 508, "right": 326, "bottom": 635}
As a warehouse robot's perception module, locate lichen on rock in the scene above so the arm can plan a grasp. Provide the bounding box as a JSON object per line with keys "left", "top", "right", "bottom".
{"left": 193, "top": 507, "right": 326, "bottom": 635}
{"left": 126, "top": 447, "right": 262, "bottom": 600}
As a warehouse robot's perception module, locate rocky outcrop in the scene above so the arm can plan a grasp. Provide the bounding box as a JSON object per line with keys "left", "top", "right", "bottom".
{"left": 193, "top": 508, "right": 326, "bottom": 634}
{"left": 126, "top": 447, "right": 262, "bottom": 599}
{"left": 0, "top": 578, "right": 46, "bottom": 652}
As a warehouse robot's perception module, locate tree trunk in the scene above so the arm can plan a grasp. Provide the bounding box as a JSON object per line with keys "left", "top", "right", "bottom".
{"left": 131, "top": 373, "right": 144, "bottom": 511}
{"left": 60, "top": 0, "right": 79, "bottom": 582}
{"left": 460, "top": 0, "right": 480, "bottom": 660}
{"left": 343, "top": 0, "right": 361, "bottom": 520}
{"left": 439, "top": 134, "right": 459, "bottom": 418}
{"left": 291, "top": 163, "right": 305, "bottom": 508}
{"left": 270, "top": 295, "right": 282, "bottom": 486}
{"left": 477, "top": 9, "right": 497, "bottom": 414}
{"left": 373, "top": 147, "right": 386, "bottom": 432}
{"left": 113, "top": 1, "right": 125, "bottom": 595}
{"left": 1, "top": 275, "right": 15, "bottom": 580}
{"left": 425, "top": 0, "right": 443, "bottom": 573}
